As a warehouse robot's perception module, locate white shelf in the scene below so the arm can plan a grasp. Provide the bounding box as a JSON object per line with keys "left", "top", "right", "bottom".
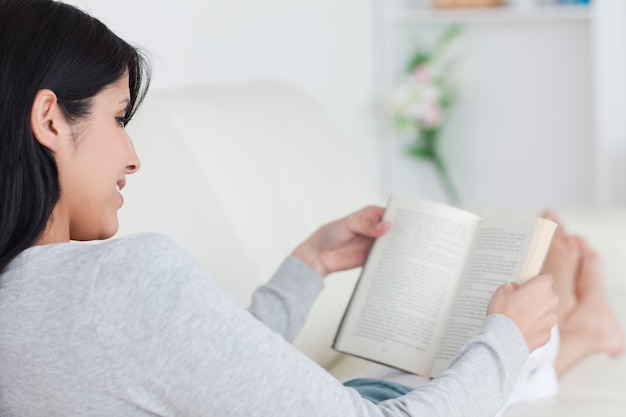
{"left": 386, "top": 4, "right": 592, "bottom": 26}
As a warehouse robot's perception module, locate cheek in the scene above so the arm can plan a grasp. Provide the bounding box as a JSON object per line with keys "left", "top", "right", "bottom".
{"left": 66, "top": 151, "right": 117, "bottom": 219}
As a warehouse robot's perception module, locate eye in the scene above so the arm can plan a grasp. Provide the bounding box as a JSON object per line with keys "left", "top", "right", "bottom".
{"left": 115, "top": 116, "right": 129, "bottom": 128}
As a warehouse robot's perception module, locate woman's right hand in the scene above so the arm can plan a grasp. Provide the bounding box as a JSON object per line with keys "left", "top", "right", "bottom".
{"left": 487, "top": 274, "right": 559, "bottom": 352}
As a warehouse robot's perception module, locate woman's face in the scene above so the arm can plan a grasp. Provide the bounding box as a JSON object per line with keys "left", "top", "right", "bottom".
{"left": 55, "top": 74, "right": 140, "bottom": 241}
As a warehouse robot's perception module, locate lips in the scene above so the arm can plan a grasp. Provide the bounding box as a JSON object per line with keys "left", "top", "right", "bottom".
{"left": 116, "top": 178, "right": 126, "bottom": 192}
{"left": 116, "top": 178, "right": 126, "bottom": 206}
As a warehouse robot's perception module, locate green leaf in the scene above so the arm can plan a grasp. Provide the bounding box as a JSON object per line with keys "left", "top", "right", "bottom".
{"left": 407, "top": 52, "right": 430, "bottom": 72}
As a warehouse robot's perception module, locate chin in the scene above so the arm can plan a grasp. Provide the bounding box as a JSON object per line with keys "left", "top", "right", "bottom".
{"left": 97, "top": 224, "right": 120, "bottom": 241}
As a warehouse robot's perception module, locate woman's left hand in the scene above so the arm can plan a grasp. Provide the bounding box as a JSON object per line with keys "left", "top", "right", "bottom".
{"left": 291, "top": 205, "right": 391, "bottom": 277}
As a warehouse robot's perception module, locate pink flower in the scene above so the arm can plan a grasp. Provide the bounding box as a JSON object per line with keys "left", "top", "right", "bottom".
{"left": 418, "top": 102, "right": 443, "bottom": 129}
{"left": 412, "top": 65, "right": 431, "bottom": 84}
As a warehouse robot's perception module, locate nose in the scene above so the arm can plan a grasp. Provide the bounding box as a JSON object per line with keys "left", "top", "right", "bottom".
{"left": 126, "top": 136, "right": 141, "bottom": 174}
{"left": 126, "top": 160, "right": 140, "bottom": 174}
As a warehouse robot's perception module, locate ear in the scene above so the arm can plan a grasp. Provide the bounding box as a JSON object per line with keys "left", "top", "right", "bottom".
{"left": 30, "top": 89, "right": 70, "bottom": 152}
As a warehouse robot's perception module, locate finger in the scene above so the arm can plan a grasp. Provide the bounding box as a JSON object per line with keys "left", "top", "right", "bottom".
{"left": 540, "top": 209, "right": 560, "bottom": 223}
{"left": 348, "top": 206, "right": 390, "bottom": 238}
{"left": 496, "top": 282, "right": 518, "bottom": 293}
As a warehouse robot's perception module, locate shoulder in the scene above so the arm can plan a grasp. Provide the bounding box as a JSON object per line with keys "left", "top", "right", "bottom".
{"left": 93, "top": 232, "right": 195, "bottom": 271}
{"left": 101, "top": 232, "right": 184, "bottom": 256}
{"left": 93, "top": 232, "right": 205, "bottom": 285}
{"left": 2, "top": 233, "right": 188, "bottom": 283}
{"left": 91, "top": 232, "right": 226, "bottom": 327}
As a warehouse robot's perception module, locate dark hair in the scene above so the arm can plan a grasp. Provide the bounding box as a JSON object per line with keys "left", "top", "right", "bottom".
{"left": 0, "top": 0, "right": 151, "bottom": 272}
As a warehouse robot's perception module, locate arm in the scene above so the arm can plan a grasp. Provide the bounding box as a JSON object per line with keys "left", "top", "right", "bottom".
{"left": 249, "top": 205, "right": 389, "bottom": 340}
{"left": 91, "top": 233, "right": 532, "bottom": 417}
{"left": 247, "top": 256, "right": 323, "bottom": 342}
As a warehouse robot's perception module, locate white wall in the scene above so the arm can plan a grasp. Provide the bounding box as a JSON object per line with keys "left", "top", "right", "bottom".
{"left": 591, "top": 0, "right": 626, "bottom": 206}
{"left": 65, "top": 0, "right": 382, "bottom": 186}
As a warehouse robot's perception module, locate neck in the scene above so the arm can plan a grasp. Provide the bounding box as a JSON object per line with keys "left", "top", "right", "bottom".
{"left": 34, "top": 202, "right": 70, "bottom": 245}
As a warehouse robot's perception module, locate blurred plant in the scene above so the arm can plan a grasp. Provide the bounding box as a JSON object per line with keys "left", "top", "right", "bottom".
{"left": 384, "top": 25, "right": 463, "bottom": 205}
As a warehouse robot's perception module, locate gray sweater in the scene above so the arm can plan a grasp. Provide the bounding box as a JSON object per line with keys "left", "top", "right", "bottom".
{"left": 0, "top": 233, "right": 528, "bottom": 416}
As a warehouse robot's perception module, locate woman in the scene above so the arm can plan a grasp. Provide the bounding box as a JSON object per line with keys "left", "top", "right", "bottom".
{"left": 0, "top": 1, "right": 561, "bottom": 416}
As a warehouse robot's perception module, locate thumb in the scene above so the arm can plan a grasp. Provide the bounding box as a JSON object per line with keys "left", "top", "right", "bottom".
{"left": 494, "top": 281, "right": 519, "bottom": 295}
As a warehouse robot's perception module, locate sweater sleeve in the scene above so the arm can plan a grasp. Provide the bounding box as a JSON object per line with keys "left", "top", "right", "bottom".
{"left": 91, "top": 233, "right": 529, "bottom": 417}
{"left": 247, "top": 256, "right": 324, "bottom": 342}
{"left": 380, "top": 314, "right": 529, "bottom": 416}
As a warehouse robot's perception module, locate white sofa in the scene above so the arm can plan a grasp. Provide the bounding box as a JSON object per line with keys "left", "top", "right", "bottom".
{"left": 117, "top": 81, "right": 626, "bottom": 416}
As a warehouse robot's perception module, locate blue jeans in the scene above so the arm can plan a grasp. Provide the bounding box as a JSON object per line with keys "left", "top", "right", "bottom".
{"left": 343, "top": 378, "right": 414, "bottom": 404}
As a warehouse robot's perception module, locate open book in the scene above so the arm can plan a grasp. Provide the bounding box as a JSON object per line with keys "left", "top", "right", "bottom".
{"left": 332, "top": 196, "right": 558, "bottom": 378}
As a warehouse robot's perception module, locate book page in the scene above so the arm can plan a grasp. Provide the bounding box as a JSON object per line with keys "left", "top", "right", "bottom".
{"left": 333, "top": 197, "right": 479, "bottom": 375}
{"left": 431, "top": 216, "right": 556, "bottom": 376}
